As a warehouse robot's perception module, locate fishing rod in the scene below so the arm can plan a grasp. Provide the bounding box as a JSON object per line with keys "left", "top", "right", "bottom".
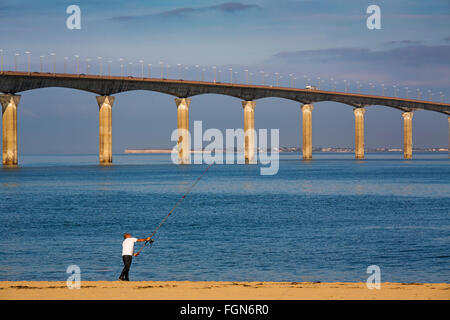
{"left": 135, "top": 163, "right": 213, "bottom": 256}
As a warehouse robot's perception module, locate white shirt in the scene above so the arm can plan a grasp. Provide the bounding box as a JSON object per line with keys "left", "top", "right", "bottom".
{"left": 122, "top": 237, "right": 138, "bottom": 256}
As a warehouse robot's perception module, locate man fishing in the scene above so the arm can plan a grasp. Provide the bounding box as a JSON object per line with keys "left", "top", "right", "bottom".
{"left": 119, "top": 233, "right": 153, "bottom": 281}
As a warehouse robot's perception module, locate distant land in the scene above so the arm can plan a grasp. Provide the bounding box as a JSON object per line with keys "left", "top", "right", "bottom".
{"left": 124, "top": 147, "right": 449, "bottom": 154}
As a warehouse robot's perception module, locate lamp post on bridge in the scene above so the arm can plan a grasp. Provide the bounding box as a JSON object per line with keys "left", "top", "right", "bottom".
{"left": 0, "top": 49, "right": 3, "bottom": 72}
{"left": 139, "top": 60, "right": 144, "bottom": 78}
{"left": 148, "top": 64, "right": 152, "bottom": 78}
{"left": 25, "top": 51, "right": 31, "bottom": 73}
{"left": 39, "top": 55, "right": 44, "bottom": 72}
{"left": 244, "top": 69, "right": 249, "bottom": 84}
{"left": 119, "top": 58, "right": 124, "bottom": 77}
{"left": 98, "top": 57, "right": 103, "bottom": 76}
{"left": 14, "top": 53, "right": 20, "bottom": 71}
{"left": 86, "top": 58, "right": 91, "bottom": 74}
{"left": 440, "top": 92, "right": 444, "bottom": 103}
{"left": 159, "top": 61, "right": 163, "bottom": 78}
{"left": 50, "top": 53, "right": 56, "bottom": 73}
{"left": 108, "top": 60, "right": 112, "bottom": 77}
{"left": 343, "top": 79, "right": 348, "bottom": 93}
{"left": 428, "top": 90, "right": 432, "bottom": 101}
{"left": 167, "top": 64, "right": 171, "bottom": 78}
{"left": 177, "top": 63, "right": 182, "bottom": 79}
{"left": 275, "top": 72, "right": 279, "bottom": 87}
{"left": 229, "top": 68, "right": 233, "bottom": 83}
{"left": 212, "top": 66, "right": 217, "bottom": 83}
{"left": 64, "top": 57, "right": 69, "bottom": 73}
{"left": 405, "top": 87, "right": 409, "bottom": 99}
{"left": 416, "top": 89, "right": 421, "bottom": 100}
{"left": 74, "top": 55, "right": 80, "bottom": 74}
{"left": 381, "top": 83, "right": 385, "bottom": 96}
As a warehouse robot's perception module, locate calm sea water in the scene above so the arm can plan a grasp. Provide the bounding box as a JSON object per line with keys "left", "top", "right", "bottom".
{"left": 0, "top": 153, "right": 449, "bottom": 283}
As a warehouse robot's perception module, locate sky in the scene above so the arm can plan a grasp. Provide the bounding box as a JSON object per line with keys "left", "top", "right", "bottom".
{"left": 0, "top": 0, "right": 449, "bottom": 153}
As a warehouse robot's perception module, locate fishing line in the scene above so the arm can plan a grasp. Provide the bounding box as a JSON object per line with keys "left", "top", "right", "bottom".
{"left": 135, "top": 163, "right": 213, "bottom": 256}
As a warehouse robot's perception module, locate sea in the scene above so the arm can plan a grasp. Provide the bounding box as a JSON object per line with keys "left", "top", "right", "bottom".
{"left": 0, "top": 153, "right": 449, "bottom": 283}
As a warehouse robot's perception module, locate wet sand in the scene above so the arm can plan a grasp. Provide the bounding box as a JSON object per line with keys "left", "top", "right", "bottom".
{"left": 0, "top": 281, "right": 448, "bottom": 300}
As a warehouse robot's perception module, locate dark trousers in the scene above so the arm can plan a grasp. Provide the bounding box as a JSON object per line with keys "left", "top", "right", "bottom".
{"left": 120, "top": 255, "right": 133, "bottom": 280}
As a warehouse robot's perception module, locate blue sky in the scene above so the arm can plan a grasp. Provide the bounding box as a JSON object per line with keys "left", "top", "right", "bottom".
{"left": 0, "top": 0, "right": 449, "bottom": 153}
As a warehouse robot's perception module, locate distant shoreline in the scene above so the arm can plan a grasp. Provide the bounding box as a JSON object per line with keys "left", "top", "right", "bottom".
{"left": 124, "top": 148, "right": 449, "bottom": 154}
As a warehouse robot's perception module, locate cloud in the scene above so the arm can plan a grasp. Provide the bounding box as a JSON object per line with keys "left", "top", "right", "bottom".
{"left": 270, "top": 45, "right": 450, "bottom": 86}
{"left": 383, "top": 40, "right": 423, "bottom": 46}
{"left": 112, "top": 2, "right": 261, "bottom": 20}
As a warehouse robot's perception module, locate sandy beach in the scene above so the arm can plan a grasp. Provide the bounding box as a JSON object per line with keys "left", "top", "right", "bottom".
{"left": 0, "top": 281, "right": 448, "bottom": 300}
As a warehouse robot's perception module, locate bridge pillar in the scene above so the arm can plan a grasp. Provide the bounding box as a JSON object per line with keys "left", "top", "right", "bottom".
{"left": 242, "top": 100, "right": 256, "bottom": 163}
{"left": 1, "top": 94, "right": 20, "bottom": 166}
{"left": 301, "top": 104, "right": 314, "bottom": 160}
{"left": 354, "top": 107, "right": 365, "bottom": 159}
{"left": 175, "top": 98, "right": 191, "bottom": 164}
{"left": 96, "top": 96, "right": 115, "bottom": 165}
{"left": 402, "top": 112, "right": 413, "bottom": 159}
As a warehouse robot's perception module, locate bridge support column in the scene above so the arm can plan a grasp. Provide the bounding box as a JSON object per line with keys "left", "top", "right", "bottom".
{"left": 354, "top": 107, "right": 365, "bottom": 159}
{"left": 242, "top": 100, "right": 256, "bottom": 163}
{"left": 96, "top": 96, "right": 114, "bottom": 165}
{"left": 175, "top": 98, "right": 191, "bottom": 164}
{"left": 1, "top": 94, "right": 20, "bottom": 166}
{"left": 402, "top": 111, "right": 413, "bottom": 159}
{"left": 301, "top": 104, "right": 314, "bottom": 160}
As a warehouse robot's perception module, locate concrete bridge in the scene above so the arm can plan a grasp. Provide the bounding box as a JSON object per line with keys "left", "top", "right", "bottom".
{"left": 1, "top": 71, "right": 449, "bottom": 165}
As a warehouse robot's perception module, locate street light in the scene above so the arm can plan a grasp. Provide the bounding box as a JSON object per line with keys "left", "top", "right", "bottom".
{"left": 97, "top": 57, "right": 103, "bottom": 75}
{"left": 201, "top": 68, "right": 205, "bottom": 81}
{"left": 303, "top": 75, "right": 308, "bottom": 87}
{"left": 86, "top": 58, "right": 91, "bottom": 74}
{"left": 108, "top": 60, "right": 112, "bottom": 76}
{"left": 249, "top": 72, "right": 254, "bottom": 85}
{"left": 381, "top": 83, "right": 385, "bottom": 96}
{"left": 212, "top": 66, "right": 216, "bottom": 83}
{"left": 343, "top": 79, "right": 348, "bottom": 93}
{"left": 177, "top": 63, "right": 181, "bottom": 79}
{"left": 405, "top": 87, "right": 409, "bottom": 99}
{"left": 416, "top": 89, "right": 421, "bottom": 100}
{"left": 25, "top": 51, "right": 31, "bottom": 72}
{"left": 139, "top": 60, "right": 144, "bottom": 78}
{"left": 275, "top": 72, "right": 279, "bottom": 86}
{"left": 244, "top": 69, "right": 249, "bottom": 84}
{"left": 428, "top": 89, "right": 432, "bottom": 101}
{"left": 128, "top": 62, "right": 133, "bottom": 77}
{"left": 74, "top": 55, "right": 80, "bottom": 74}
{"left": 159, "top": 61, "right": 163, "bottom": 78}
{"left": 50, "top": 53, "right": 56, "bottom": 73}
{"left": 39, "top": 55, "right": 44, "bottom": 72}
{"left": 439, "top": 92, "right": 444, "bottom": 103}
{"left": 229, "top": 68, "right": 233, "bottom": 83}
{"left": 148, "top": 64, "right": 152, "bottom": 78}
{"left": 14, "top": 53, "right": 20, "bottom": 71}
{"left": 0, "top": 49, "right": 3, "bottom": 72}
{"left": 218, "top": 69, "right": 222, "bottom": 82}
{"left": 167, "top": 64, "right": 170, "bottom": 78}
{"left": 64, "top": 57, "right": 69, "bottom": 73}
